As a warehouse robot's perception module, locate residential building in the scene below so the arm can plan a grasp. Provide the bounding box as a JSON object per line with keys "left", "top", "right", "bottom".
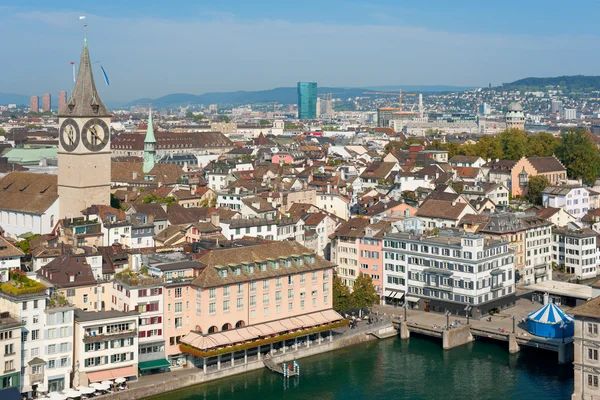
{"left": 543, "top": 186, "right": 591, "bottom": 220}
{"left": 462, "top": 182, "right": 510, "bottom": 207}
{"left": 383, "top": 233, "right": 516, "bottom": 317}
{"left": 0, "top": 313, "right": 22, "bottom": 391}
{"left": 416, "top": 198, "right": 478, "bottom": 229}
{"left": 315, "top": 192, "right": 350, "bottom": 221}
{"left": 41, "top": 94, "right": 51, "bottom": 112}
{"left": 553, "top": 228, "right": 598, "bottom": 280}
{"left": 30, "top": 96, "right": 39, "bottom": 113}
{"left": 570, "top": 296, "right": 600, "bottom": 400}
{"left": 297, "top": 82, "right": 317, "bottom": 119}
{"left": 449, "top": 155, "right": 487, "bottom": 168}
{"left": 0, "top": 237, "right": 24, "bottom": 282}
{"left": 42, "top": 303, "right": 75, "bottom": 393}
{"left": 111, "top": 272, "right": 169, "bottom": 375}
{"left": 73, "top": 310, "right": 139, "bottom": 386}
{"left": 57, "top": 91, "right": 67, "bottom": 112}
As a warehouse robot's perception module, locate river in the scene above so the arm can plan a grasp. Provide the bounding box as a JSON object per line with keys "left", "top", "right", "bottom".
{"left": 147, "top": 336, "right": 573, "bottom": 400}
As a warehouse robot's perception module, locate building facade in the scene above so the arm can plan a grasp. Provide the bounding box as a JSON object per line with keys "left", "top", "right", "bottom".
{"left": 297, "top": 82, "right": 317, "bottom": 120}
{"left": 0, "top": 313, "right": 22, "bottom": 391}
{"left": 383, "top": 233, "right": 516, "bottom": 317}
{"left": 553, "top": 229, "right": 598, "bottom": 280}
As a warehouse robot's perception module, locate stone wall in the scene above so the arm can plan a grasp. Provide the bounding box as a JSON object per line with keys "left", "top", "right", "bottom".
{"left": 101, "top": 331, "right": 379, "bottom": 400}
{"left": 442, "top": 325, "right": 473, "bottom": 350}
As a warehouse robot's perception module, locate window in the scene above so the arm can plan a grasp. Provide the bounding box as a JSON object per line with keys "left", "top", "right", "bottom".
{"left": 48, "top": 344, "right": 56, "bottom": 354}
{"left": 209, "top": 288, "right": 216, "bottom": 300}
{"left": 276, "top": 305, "right": 281, "bottom": 314}
{"left": 263, "top": 307, "right": 269, "bottom": 316}
{"left": 175, "top": 317, "right": 183, "bottom": 329}
{"left": 209, "top": 303, "right": 216, "bottom": 315}
{"left": 263, "top": 280, "right": 269, "bottom": 290}
{"left": 175, "top": 288, "right": 182, "bottom": 298}
{"left": 33, "top": 300, "right": 39, "bottom": 309}
{"left": 250, "top": 295, "right": 256, "bottom": 307}
{"left": 588, "top": 323, "right": 598, "bottom": 335}
{"left": 175, "top": 302, "right": 182, "bottom": 313}
{"left": 48, "top": 359, "right": 56, "bottom": 369}
{"left": 237, "top": 283, "right": 244, "bottom": 295}
{"left": 275, "top": 291, "right": 282, "bottom": 302}
{"left": 588, "top": 374, "right": 599, "bottom": 388}
{"left": 4, "top": 360, "right": 14, "bottom": 372}
{"left": 223, "top": 286, "right": 230, "bottom": 297}
{"left": 300, "top": 300, "right": 305, "bottom": 309}
{"left": 263, "top": 293, "right": 269, "bottom": 305}
{"left": 250, "top": 281, "right": 256, "bottom": 293}
{"left": 31, "top": 330, "right": 39, "bottom": 341}
{"left": 32, "top": 365, "right": 42, "bottom": 375}
{"left": 4, "top": 344, "right": 14, "bottom": 355}
{"left": 237, "top": 298, "right": 243, "bottom": 310}
{"left": 22, "top": 302, "right": 27, "bottom": 311}
{"left": 223, "top": 300, "right": 230, "bottom": 312}
{"left": 589, "top": 348, "right": 599, "bottom": 361}
{"left": 288, "top": 302, "right": 293, "bottom": 311}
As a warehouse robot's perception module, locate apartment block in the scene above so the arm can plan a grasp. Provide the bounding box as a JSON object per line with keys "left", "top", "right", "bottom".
{"left": 553, "top": 228, "right": 598, "bottom": 280}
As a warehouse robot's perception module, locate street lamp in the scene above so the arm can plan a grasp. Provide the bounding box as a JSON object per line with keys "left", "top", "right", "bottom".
{"left": 403, "top": 301, "right": 409, "bottom": 322}
{"left": 445, "top": 310, "right": 451, "bottom": 330}
{"left": 464, "top": 305, "right": 472, "bottom": 325}
{"left": 511, "top": 314, "right": 516, "bottom": 334}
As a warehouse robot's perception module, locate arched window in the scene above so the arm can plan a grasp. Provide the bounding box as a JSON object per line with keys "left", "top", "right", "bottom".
{"left": 235, "top": 320, "right": 245, "bottom": 328}
{"left": 222, "top": 323, "right": 232, "bottom": 331}
{"left": 208, "top": 326, "right": 218, "bottom": 334}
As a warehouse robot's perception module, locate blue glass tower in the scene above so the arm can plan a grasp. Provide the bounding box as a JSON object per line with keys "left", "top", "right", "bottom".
{"left": 297, "top": 82, "right": 317, "bottom": 119}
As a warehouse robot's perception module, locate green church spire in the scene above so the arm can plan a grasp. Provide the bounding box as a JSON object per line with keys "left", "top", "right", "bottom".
{"left": 143, "top": 106, "right": 156, "bottom": 173}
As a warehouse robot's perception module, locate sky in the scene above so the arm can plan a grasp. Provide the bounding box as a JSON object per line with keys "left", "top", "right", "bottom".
{"left": 3, "top": 0, "right": 600, "bottom": 101}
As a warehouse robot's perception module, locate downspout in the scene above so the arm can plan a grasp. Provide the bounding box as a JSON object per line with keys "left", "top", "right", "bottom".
{"left": 581, "top": 317, "right": 585, "bottom": 400}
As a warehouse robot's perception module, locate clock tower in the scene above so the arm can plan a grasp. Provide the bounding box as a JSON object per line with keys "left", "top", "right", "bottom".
{"left": 58, "top": 32, "right": 112, "bottom": 219}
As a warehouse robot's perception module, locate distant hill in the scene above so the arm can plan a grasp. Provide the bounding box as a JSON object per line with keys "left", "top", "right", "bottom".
{"left": 0, "top": 93, "right": 30, "bottom": 106}
{"left": 124, "top": 85, "right": 475, "bottom": 108}
{"left": 501, "top": 75, "right": 600, "bottom": 92}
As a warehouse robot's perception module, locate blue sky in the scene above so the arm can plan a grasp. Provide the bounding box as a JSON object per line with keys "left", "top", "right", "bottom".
{"left": 3, "top": 0, "right": 600, "bottom": 101}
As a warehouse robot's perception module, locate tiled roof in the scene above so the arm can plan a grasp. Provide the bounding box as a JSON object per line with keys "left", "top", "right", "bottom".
{"left": 38, "top": 254, "right": 98, "bottom": 288}
{"left": 192, "top": 241, "right": 332, "bottom": 289}
{"left": 416, "top": 199, "right": 470, "bottom": 220}
{"left": 527, "top": 156, "right": 566, "bottom": 173}
{"left": 0, "top": 236, "right": 24, "bottom": 258}
{"left": 111, "top": 162, "right": 184, "bottom": 185}
{"left": 359, "top": 162, "right": 396, "bottom": 180}
{"left": 0, "top": 172, "right": 58, "bottom": 214}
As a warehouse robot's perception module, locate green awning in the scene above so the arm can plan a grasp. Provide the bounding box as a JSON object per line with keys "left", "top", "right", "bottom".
{"left": 138, "top": 358, "right": 171, "bottom": 371}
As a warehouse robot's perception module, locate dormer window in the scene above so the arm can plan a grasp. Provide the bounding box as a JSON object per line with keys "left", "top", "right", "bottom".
{"left": 293, "top": 255, "right": 303, "bottom": 266}
{"left": 92, "top": 104, "right": 99, "bottom": 114}
{"left": 233, "top": 267, "right": 242, "bottom": 276}
{"left": 282, "top": 258, "right": 292, "bottom": 268}
{"left": 258, "top": 262, "right": 267, "bottom": 272}
{"left": 217, "top": 268, "right": 228, "bottom": 278}
{"left": 268, "top": 259, "right": 279, "bottom": 270}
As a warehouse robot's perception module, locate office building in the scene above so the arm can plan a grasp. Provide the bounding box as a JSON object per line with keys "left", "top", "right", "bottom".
{"left": 551, "top": 100, "right": 563, "bottom": 114}
{"left": 30, "top": 96, "right": 39, "bottom": 113}
{"left": 58, "top": 91, "right": 67, "bottom": 112}
{"left": 479, "top": 103, "right": 491, "bottom": 115}
{"left": 42, "top": 94, "right": 51, "bottom": 112}
{"left": 382, "top": 233, "right": 516, "bottom": 317}
{"left": 297, "top": 82, "right": 317, "bottom": 119}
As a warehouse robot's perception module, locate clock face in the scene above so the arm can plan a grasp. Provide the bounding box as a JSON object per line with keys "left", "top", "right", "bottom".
{"left": 82, "top": 118, "right": 110, "bottom": 151}
{"left": 59, "top": 118, "right": 80, "bottom": 152}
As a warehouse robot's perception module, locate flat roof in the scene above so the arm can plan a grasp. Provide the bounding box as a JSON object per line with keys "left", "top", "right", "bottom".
{"left": 527, "top": 280, "right": 593, "bottom": 300}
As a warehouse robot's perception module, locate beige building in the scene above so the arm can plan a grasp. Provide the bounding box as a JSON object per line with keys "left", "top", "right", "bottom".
{"left": 0, "top": 313, "right": 22, "bottom": 391}
{"left": 571, "top": 297, "right": 600, "bottom": 400}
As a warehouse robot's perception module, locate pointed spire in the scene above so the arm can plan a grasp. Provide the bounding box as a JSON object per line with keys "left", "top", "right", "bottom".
{"left": 145, "top": 106, "right": 156, "bottom": 143}
{"left": 59, "top": 30, "right": 111, "bottom": 117}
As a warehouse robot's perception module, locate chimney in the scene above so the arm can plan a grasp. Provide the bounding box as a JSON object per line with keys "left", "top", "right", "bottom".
{"left": 495, "top": 159, "right": 499, "bottom": 162}
{"left": 210, "top": 212, "right": 220, "bottom": 227}
{"left": 327, "top": 184, "right": 331, "bottom": 194}
{"left": 132, "top": 171, "right": 137, "bottom": 180}
{"left": 451, "top": 200, "right": 456, "bottom": 207}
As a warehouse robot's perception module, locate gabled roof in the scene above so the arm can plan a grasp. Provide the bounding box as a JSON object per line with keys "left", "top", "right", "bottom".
{"left": 416, "top": 199, "right": 471, "bottom": 220}
{"left": 359, "top": 162, "right": 396, "bottom": 180}
{"left": 527, "top": 156, "right": 566, "bottom": 173}
{"left": 38, "top": 253, "right": 98, "bottom": 288}
{"left": 0, "top": 172, "right": 58, "bottom": 214}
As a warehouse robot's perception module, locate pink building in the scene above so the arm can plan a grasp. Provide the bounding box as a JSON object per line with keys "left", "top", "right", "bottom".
{"left": 272, "top": 153, "right": 294, "bottom": 165}
{"left": 178, "top": 241, "right": 343, "bottom": 372}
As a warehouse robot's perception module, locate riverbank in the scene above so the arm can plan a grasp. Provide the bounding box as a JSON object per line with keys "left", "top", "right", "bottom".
{"left": 98, "top": 319, "right": 392, "bottom": 400}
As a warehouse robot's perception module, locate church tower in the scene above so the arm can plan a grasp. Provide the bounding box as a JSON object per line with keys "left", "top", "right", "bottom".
{"left": 57, "top": 28, "right": 112, "bottom": 219}
{"left": 143, "top": 107, "right": 156, "bottom": 173}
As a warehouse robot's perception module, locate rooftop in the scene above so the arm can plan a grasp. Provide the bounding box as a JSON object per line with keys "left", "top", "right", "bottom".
{"left": 74, "top": 309, "right": 139, "bottom": 323}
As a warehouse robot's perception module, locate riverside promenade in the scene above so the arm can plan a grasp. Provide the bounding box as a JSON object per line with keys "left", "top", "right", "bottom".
{"left": 98, "top": 318, "right": 393, "bottom": 400}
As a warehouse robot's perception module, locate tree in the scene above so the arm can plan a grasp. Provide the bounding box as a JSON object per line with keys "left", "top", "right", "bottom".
{"left": 451, "top": 181, "right": 464, "bottom": 194}
{"left": 15, "top": 234, "right": 41, "bottom": 254}
{"left": 216, "top": 115, "right": 230, "bottom": 123}
{"left": 526, "top": 175, "right": 550, "bottom": 205}
{"left": 192, "top": 114, "right": 206, "bottom": 123}
{"left": 142, "top": 195, "right": 178, "bottom": 206}
{"left": 384, "top": 141, "right": 406, "bottom": 155}
{"left": 350, "top": 273, "right": 378, "bottom": 310}
{"left": 498, "top": 129, "right": 529, "bottom": 160}
{"left": 259, "top": 119, "right": 271, "bottom": 126}
{"left": 527, "top": 132, "right": 560, "bottom": 158}
{"left": 555, "top": 129, "right": 600, "bottom": 185}
{"left": 0, "top": 127, "right": 6, "bottom": 136}
{"left": 332, "top": 274, "right": 352, "bottom": 313}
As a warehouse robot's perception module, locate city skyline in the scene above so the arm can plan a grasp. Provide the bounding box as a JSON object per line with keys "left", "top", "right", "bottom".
{"left": 2, "top": 1, "right": 600, "bottom": 101}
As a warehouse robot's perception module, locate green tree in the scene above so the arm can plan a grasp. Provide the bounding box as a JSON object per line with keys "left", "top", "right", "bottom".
{"left": 527, "top": 132, "right": 560, "bottom": 158}
{"left": 15, "top": 234, "right": 41, "bottom": 254}
{"left": 216, "top": 115, "right": 230, "bottom": 123}
{"left": 451, "top": 181, "right": 464, "bottom": 194}
{"left": 526, "top": 175, "right": 550, "bottom": 205}
{"left": 192, "top": 114, "right": 206, "bottom": 122}
{"left": 259, "top": 119, "right": 271, "bottom": 126}
{"left": 0, "top": 127, "right": 6, "bottom": 136}
{"left": 350, "top": 273, "right": 378, "bottom": 310}
{"left": 384, "top": 141, "right": 406, "bottom": 155}
{"left": 110, "top": 193, "right": 121, "bottom": 209}
{"left": 442, "top": 142, "right": 461, "bottom": 159}
{"left": 498, "top": 129, "right": 529, "bottom": 160}
{"left": 475, "top": 135, "right": 503, "bottom": 160}
{"left": 332, "top": 274, "right": 352, "bottom": 313}
{"left": 555, "top": 129, "right": 600, "bottom": 185}
{"left": 142, "top": 195, "right": 178, "bottom": 206}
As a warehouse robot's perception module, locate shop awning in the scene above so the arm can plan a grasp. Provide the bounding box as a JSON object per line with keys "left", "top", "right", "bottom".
{"left": 138, "top": 359, "right": 170, "bottom": 371}
{"left": 406, "top": 296, "right": 420, "bottom": 303}
{"left": 87, "top": 365, "right": 137, "bottom": 382}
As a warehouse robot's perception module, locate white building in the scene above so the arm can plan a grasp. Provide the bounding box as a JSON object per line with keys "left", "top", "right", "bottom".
{"left": 0, "top": 173, "right": 59, "bottom": 239}
{"left": 43, "top": 306, "right": 75, "bottom": 393}
{"left": 553, "top": 228, "right": 598, "bottom": 280}
{"left": 382, "top": 233, "right": 516, "bottom": 317}
{"left": 542, "top": 186, "right": 590, "bottom": 220}
{"left": 73, "top": 310, "right": 139, "bottom": 386}
{"left": 0, "top": 237, "right": 24, "bottom": 282}
{"left": 571, "top": 296, "right": 600, "bottom": 400}
{"left": 315, "top": 193, "right": 350, "bottom": 221}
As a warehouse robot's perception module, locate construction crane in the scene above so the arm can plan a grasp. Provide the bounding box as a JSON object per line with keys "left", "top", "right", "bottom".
{"left": 363, "top": 89, "right": 417, "bottom": 111}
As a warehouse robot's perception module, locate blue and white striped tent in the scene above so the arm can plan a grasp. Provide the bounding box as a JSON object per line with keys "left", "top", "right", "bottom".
{"left": 526, "top": 302, "right": 574, "bottom": 338}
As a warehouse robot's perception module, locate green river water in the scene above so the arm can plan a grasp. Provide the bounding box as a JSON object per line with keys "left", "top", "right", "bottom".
{"left": 148, "top": 336, "right": 573, "bottom": 400}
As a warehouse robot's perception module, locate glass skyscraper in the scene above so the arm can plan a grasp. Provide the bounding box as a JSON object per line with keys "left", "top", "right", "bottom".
{"left": 297, "top": 82, "right": 317, "bottom": 119}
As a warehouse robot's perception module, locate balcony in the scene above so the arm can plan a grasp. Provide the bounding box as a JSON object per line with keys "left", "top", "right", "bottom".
{"left": 424, "top": 282, "right": 453, "bottom": 292}
{"left": 491, "top": 282, "right": 504, "bottom": 290}
{"left": 83, "top": 329, "right": 137, "bottom": 344}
